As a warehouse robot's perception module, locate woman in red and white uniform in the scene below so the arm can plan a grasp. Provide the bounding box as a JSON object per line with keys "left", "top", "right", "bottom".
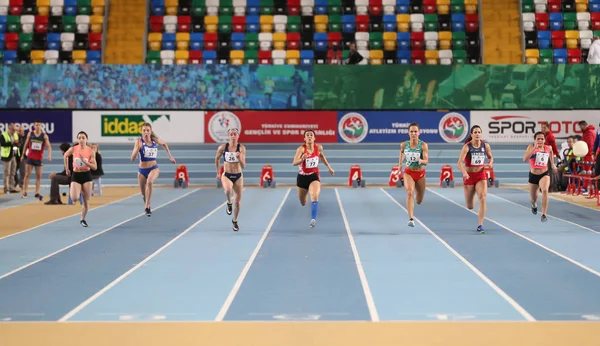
{"left": 457, "top": 125, "right": 494, "bottom": 233}
{"left": 292, "top": 130, "right": 335, "bottom": 228}
{"left": 523, "top": 131, "right": 557, "bottom": 222}
{"left": 22, "top": 120, "right": 52, "bottom": 198}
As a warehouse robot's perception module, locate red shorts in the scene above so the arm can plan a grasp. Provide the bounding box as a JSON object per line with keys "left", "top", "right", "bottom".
{"left": 463, "top": 170, "right": 487, "bottom": 186}
{"left": 404, "top": 168, "right": 426, "bottom": 182}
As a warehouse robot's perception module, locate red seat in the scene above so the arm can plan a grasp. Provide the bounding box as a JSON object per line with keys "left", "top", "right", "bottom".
{"left": 549, "top": 0, "right": 561, "bottom": 12}
{"left": 5, "top": 40, "right": 17, "bottom": 50}
{"left": 34, "top": 16, "right": 48, "bottom": 33}
{"left": 423, "top": 0, "right": 437, "bottom": 14}
{"left": 233, "top": 16, "right": 246, "bottom": 32}
{"left": 177, "top": 16, "right": 191, "bottom": 32}
{"left": 536, "top": 13, "right": 549, "bottom": 30}
{"left": 88, "top": 33, "right": 102, "bottom": 50}
{"left": 412, "top": 50, "right": 425, "bottom": 64}
{"left": 258, "top": 50, "right": 272, "bottom": 64}
{"left": 328, "top": 32, "right": 342, "bottom": 48}
{"left": 591, "top": 13, "right": 600, "bottom": 30}
{"left": 568, "top": 49, "right": 581, "bottom": 64}
{"left": 189, "top": 50, "right": 202, "bottom": 64}
{"left": 149, "top": 16, "right": 163, "bottom": 32}
{"left": 9, "top": 0, "right": 22, "bottom": 15}
{"left": 411, "top": 31, "right": 424, "bottom": 49}
{"left": 327, "top": 49, "right": 343, "bottom": 64}
{"left": 356, "top": 15, "right": 369, "bottom": 32}
{"left": 288, "top": 0, "right": 300, "bottom": 16}
{"left": 204, "top": 32, "right": 217, "bottom": 50}
{"left": 369, "top": 0, "right": 382, "bottom": 15}
{"left": 466, "top": 13, "right": 478, "bottom": 32}
{"left": 552, "top": 30, "right": 565, "bottom": 48}
{"left": 287, "top": 32, "right": 300, "bottom": 49}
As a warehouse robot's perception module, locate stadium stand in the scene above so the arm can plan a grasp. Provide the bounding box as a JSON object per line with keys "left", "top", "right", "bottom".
{"left": 522, "top": 0, "right": 599, "bottom": 64}
{"left": 146, "top": 0, "right": 483, "bottom": 65}
{"left": 0, "top": 0, "right": 107, "bottom": 64}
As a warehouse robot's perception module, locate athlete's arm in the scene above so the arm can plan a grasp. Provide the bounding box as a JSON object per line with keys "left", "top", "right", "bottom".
{"left": 549, "top": 147, "right": 557, "bottom": 170}
{"left": 44, "top": 133, "right": 52, "bottom": 162}
{"left": 155, "top": 137, "right": 176, "bottom": 163}
{"left": 419, "top": 142, "right": 429, "bottom": 165}
{"left": 85, "top": 148, "right": 98, "bottom": 171}
{"left": 239, "top": 145, "right": 247, "bottom": 169}
{"left": 22, "top": 132, "right": 31, "bottom": 158}
{"left": 457, "top": 144, "right": 469, "bottom": 175}
{"left": 398, "top": 142, "right": 405, "bottom": 168}
{"left": 292, "top": 146, "right": 306, "bottom": 166}
{"left": 318, "top": 144, "right": 335, "bottom": 175}
{"left": 215, "top": 144, "right": 224, "bottom": 174}
{"left": 523, "top": 144, "right": 535, "bottom": 162}
{"left": 130, "top": 138, "right": 141, "bottom": 161}
{"left": 485, "top": 143, "right": 494, "bottom": 167}
{"left": 64, "top": 147, "right": 73, "bottom": 175}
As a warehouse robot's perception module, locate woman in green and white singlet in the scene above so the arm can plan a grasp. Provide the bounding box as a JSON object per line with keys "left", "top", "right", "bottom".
{"left": 398, "top": 122, "right": 429, "bottom": 227}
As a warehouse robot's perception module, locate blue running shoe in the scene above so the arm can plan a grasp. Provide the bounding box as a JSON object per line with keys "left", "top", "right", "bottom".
{"left": 477, "top": 225, "right": 485, "bottom": 234}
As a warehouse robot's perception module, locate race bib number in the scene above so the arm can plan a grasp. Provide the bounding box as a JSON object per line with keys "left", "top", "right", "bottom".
{"left": 144, "top": 147, "right": 158, "bottom": 159}
{"left": 305, "top": 156, "right": 319, "bottom": 168}
{"left": 405, "top": 151, "right": 420, "bottom": 163}
{"left": 535, "top": 152, "right": 549, "bottom": 166}
{"left": 224, "top": 152, "right": 238, "bottom": 162}
{"left": 31, "top": 142, "right": 42, "bottom": 150}
{"left": 74, "top": 157, "right": 87, "bottom": 167}
{"left": 471, "top": 152, "right": 485, "bottom": 166}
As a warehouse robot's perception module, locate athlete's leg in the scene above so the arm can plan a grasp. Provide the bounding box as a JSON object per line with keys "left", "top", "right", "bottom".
{"left": 529, "top": 180, "right": 539, "bottom": 215}
{"left": 538, "top": 175, "right": 550, "bottom": 221}
{"left": 232, "top": 175, "right": 243, "bottom": 222}
{"left": 69, "top": 181, "right": 82, "bottom": 208}
{"left": 463, "top": 183, "right": 476, "bottom": 210}
{"left": 145, "top": 168, "right": 160, "bottom": 212}
{"left": 221, "top": 172, "right": 234, "bottom": 215}
{"left": 308, "top": 180, "right": 321, "bottom": 227}
{"left": 138, "top": 172, "right": 147, "bottom": 203}
{"left": 403, "top": 173, "right": 416, "bottom": 220}
{"left": 81, "top": 180, "right": 93, "bottom": 224}
{"left": 34, "top": 165, "right": 43, "bottom": 195}
{"left": 22, "top": 164, "right": 33, "bottom": 196}
{"left": 474, "top": 179, "right": 488, "bottom": 228}
{"left": 414, "top": 173, "right": 426, "bottom": 205}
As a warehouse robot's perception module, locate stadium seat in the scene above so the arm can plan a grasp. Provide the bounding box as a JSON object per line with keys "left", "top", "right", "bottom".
{"left": 521, "top": 0, "right": 595, "bottom": 64}
{"left": 0, "top": 0, "right": 105, "bottom": 64}
{"left": 147, "top": 0, "right": 482, "bottom": 64}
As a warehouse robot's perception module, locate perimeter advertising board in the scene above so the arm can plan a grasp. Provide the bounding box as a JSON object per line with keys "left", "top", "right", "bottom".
{"left": 0, "top": 110, "right": 73, "bottom": 142}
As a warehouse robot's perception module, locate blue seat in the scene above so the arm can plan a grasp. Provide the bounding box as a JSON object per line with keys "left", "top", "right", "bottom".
{"left": 162, "top": 33, "right": 175, "bottom": 50}
{"left": 383, "top": 15, "right": 396, "bottom": 31}
{"left": 315, "top": 0, "right": 328, "bottom": 15}
{"left": 65, "top": 0, "right": 78, "bottom": 15}
{"left": 300, "top": 50, "right": 314, "bottom": 65}
{"left": 451, "top": 14, "right": 465, "bottom": 31}
{"left": 247, "top": 0, "right": 260, "bottom": 15}
{"left": 150, "top": 0, "right": 165, "bottom": 16}
{"left": 342, "top": 15, "right": 355, "bottom": 33}
{"left": 246, "top": 15, "right": 259, "bottom": 33}
{"left": 397, "top": 32, "right": 410, "bottom": 50}
{"left": 231, "top": 33, "right": 244, "bottom": 50}
{"left": 0, "top": 16, "right": 6, "bottom": 33}
{"left": 313, "top": 32, "right": 328, "bottom": 51}
{"left": 549, "top": 13, "right": 563, "bottom": 31}
{"left": 396, "top": 0, "right": 409, "bottom": 14}
{"left": 47, "top": 33, "right": 60, "bottom": 50}
{"left": 553, "top": 48, "right": 567, "bottom": 63}
{"left": 397, "top": 50, "right": 411, "bottom": 64}
{"left": 190, "top": 33, "right": 204, "bottom": 50}
{"left": 203, "top": 50, "right": 216, "bottom": 64}
{"left": 591, "top": 0, "right": 600, "bottom": 12}
{"left": 0, "top": 34, "right": 4, "bottom": 49}
{"left": 87, "top": 50, "right": 101, "bottom": 64}
{"left": 538, "top": 30, "right": 551, "bottom": 49}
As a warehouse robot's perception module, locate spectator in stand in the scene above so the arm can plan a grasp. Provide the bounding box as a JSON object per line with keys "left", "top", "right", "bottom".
{"left": 578, "top": 121, "right": 597, "bottom": 163}
{"left": 45, "top": 143, "right": 73, "bottom": 205}
{"left": 557, "top": 136, "right": 579, "bottom": 189}
{"left": 346, "top": 43, "right": 364, "bottom": 65}
{"left": 90, "top": 143, "right": 104, "bottom": 180}
{"left": 541, "top": 122, "right": 560, "bottom": 192}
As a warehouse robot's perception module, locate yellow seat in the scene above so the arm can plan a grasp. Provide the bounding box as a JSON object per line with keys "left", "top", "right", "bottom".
{"left": 526, "top": 48, "right": 539, "bottom": 64}
{"left": 230, "top": 50, "right": 245, "bottom": 65}
{"left": 73, "top": 50, "right": 87, "bottom": 64}
{"left": 260, "top": 15, "right": 274, "bottom": 32}
{"left": 148, "top": 33, "right": 162, "bottom": 50}
{"left": 37, "top": 0, "right": 50, "bottom": 5}
{"left": 383, "top": 32, "right": 397, "bottom": 51}
{"left": 30, "top": 50, "right": 45, "bottom": 60}
{"left": 566, "top": 30, "right": 580, "bottom": 49}
{"left": 91, "top": 0, "right": 105, "bottom": 15}
{"left": 166, "top": 6, "right": 178, "bottom": 15}
{"left": 37, "top": 0, "right": 50, "bottom": 16}
{"left": 397, "top": 14, "right": 410, "bottom": 23}
{"left": 273, "top": 32, "right": 287, "bottom": 50}
{"left": 397, "top": 22, "right": 409, "bottom": 32}
{"left": 32, "top": 59, "right": 44, "bottom": 64}
{"left": 176, "top": 32, "right": 190, "bottom": 50}
{"left": 425, "top": 50, "right": 439, "bottom": 64}
{"left": 165, "top": 0, "right": 179, "bottom": 6}
{"left": 314, "top": 15, "right": 328, "bottom": 33}
{"left": 90, "top": 16, "right": 103, "bottom": 33}
{"left": 205, "top": 15, "right": 218, "bottom": 33}
{"left": 175, "top": 50, "right": 189, "bottom": 64}
{"left": 576, "top": 0, "right": 588, "bottom": 12}
{"left": 286, "top": 50, "right": 300, "bottom": 65}
{"left": 370, "top": 50, "right": 383, "bottom": 65}
{"left": 464, "top": 0, "right": 478, "bottom": 14}
{"left": 437, "top": 0, "right": 450, "bottom": 14}
{"left": 438, "top": 31, "right": 452, "bottom": 49}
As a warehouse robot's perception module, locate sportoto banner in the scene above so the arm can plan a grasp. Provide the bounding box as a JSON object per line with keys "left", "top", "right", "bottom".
{"left": 471, "top": 110, "right": 600, "bottom": 143}
{"left": 337, "top": 111, "right": 470, "bottom": 143}
{"left": 204, "top": 111, "right": 338, "bottom": 143}
{"left": 0, "top": 110, "right": 72, "bottom": 143}
{"left": 72, "top": 111, "right": 205, "bottom": 143}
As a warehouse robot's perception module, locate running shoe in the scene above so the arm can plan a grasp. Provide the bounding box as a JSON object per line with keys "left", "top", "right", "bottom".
{"left": 408, "top": 219, "right": 415, "bottom": 227}
{"left": 80, "top": 220, "right": 88, "bottom": 227}
{"left": 226, "top": 202, "right": 233, "bottom": 215}
{"left": 477, "top": 225, "right": 485, "bottom": 234}
{"left": 541, "top": 214, "right": 548, "bottom": 222}
{"left": 145, "top": 208, "right": 152, "bottom": 217}
{"left": 310, "top": 219, "right": 316, "bottom": 228}
{"left": 531, "top": 202, "right": 538, "bottom": 215}
{"left": 232, "top": 219, "right": 239, "bottom": 232}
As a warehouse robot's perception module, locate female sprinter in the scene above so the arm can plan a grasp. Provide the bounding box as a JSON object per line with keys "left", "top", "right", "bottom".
{"left": 292, "top": 130, "right": 335, "bottom": 228}
{"left": 215, "top": 128, "right": 246, "bottom": 232}
{"left": 457, "top": 125, "right": 494, "bottom": 233}
{"left": 22, "top": 120, "right": 52, "bottom": 198}
{"left": 64, "top": 131, "right": 96, "bottom": 227}
{"left": 130, "top": 122, "right": 176, "bottom": 217}
{"left": 399, "top": 123, "right": 429, "bottom": 227}
{"left": 523, "top": 131, "right": 557, "bottom": 222}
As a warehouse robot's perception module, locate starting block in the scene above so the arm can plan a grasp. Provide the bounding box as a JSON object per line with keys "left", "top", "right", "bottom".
{"left": 216, "top": 166, "right": 225, "bottom": 188}
{"left": 260, "top": 165, "right": 277, "bottom": 188}
{"left": 174, "top": 165, "right": 189, "bottom": 188}
{"left": 389, "top": 165, "right": 404, "bottom": 188}
{"left": 485, "top": 166, "right": 500, "bottom": 188}
{"left": 440, "top": 164, "right": 455, "bottom": 188}
{"left": 349, "top": 164, "right": 366, "bottom": 188}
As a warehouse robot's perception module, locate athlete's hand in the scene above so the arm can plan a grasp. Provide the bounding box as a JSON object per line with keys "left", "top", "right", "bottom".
{"left": 300, "top": 153, "right": 307, "bottom": 161}
{"left": 328, "top": 167, "right": 335, "bottom": 176}
{"left": 216, "top": 172, "right": 221, "bottom": 180}
{"left": 463, "top": 172, "right": 470, "bottom": 180}
{"left": 169, "top": 156, "right": 176, "bottom": 164}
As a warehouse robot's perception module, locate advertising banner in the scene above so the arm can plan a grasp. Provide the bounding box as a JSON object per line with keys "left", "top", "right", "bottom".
{"left": 204, "top": 111, "right": 338, "bottom": 143}
{"left": 72, "top": 111, "right": 205, "bottom": 143}
{"left": 337, "top": 111, "right": 470, "bottom": 143}
{"left": 471, "top": 110, "right": 600, "bottom": 142}
{"left": 0, "top": 110, "right": 72, "bottom": 143}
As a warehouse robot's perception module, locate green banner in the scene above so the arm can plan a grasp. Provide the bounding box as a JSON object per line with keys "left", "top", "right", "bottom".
{"left": 313, "top": 64, "right": 600, "bottom": 110}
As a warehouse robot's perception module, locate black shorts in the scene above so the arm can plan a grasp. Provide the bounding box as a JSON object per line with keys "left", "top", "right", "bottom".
{"left": 297, "top": 173, "right": 319, "bottom": 190}
{"left": 224, "top": 172, "right": 242, "bottom": 184}
{"left": 72, "top": 171, "right": 93, "bottom": 185}
{"left": 25, "top": 158, "right": 43, "bottom": 166}
{"left": 528, "top": 171, "right": 549, "bottom": 185}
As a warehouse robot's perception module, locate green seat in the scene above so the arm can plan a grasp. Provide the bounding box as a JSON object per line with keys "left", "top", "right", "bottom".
{"left": 19, "top": 33, "right": 32, "bottom": 51}
{"left": 146, "top": 51, "right": 161, "bottom": 64}
{"left": 63, "top": 16, "right": 76, "bottom": 32}
{"left": 369, "top": 32, "right": 382, "bottom": 50}
{"left": 77, "top": 0, "right": 92, "bottom": 15}
{"left": 563, "top": 12, "right": 577, "bottom": 30}
{"left": 453, "top": 49, "right": 466, "bottom": 64}
{"left": 521, "top": 0, "right": 534, "bottom": 12}
{"left": 539, "top": 49, "right": 553, "bottom": 64}
{"left": 287, "top": 16, "right": 300, "bottom": 32}
{"left": 218, "top": 15, "right": 232, "bottom": 33}
{"left": 7, "top": 16, "right": 20, "bottom": 33}
{"left": 245, "top": 33, "right": 259, "bottom": 50}
{"left": 220, "top": 0, "right": 233, "bottom": 15}
{"left": 424, "top": 14, "right": 438, "bottom": 31}
{"left": 192, "top": 0, "right": 206, "bottom": 16}
{"left": 245, "top": 50, "right": 258, "bottom": 64}
{"left": 452, "top": 31, "right": 465, "bottom": 49}
{"left": 260, "top": 0, "right": 274, "bottom": 15}
{"left": 328, "top": 0, "right": 342, "bottom": 14}
{"left": 451, "top": 0, "right": 464, "bottom": 13}
{"left": 329, "top": 15, "right": 341, "bottom": 32}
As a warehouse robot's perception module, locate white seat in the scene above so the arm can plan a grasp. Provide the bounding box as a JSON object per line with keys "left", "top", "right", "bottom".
{"left": 272, "top": 49, "right": 286, "bottom": 64}
{"left": 382, "top": 0, "right": 395, "bottom": 5}
{"left": 21, "top": 15, "right": 34, "bottom": 33}
{"left": 76, "top": 15, "right": 90, "bottom": 24}
{"left": 357, "top": 50, "right": 369, "bottom": 65}
{"left": 356, "top": 5, "right": 368, "bottom": 15}
{"left": 425, "top": 32, "right": 438, "bottom": 50}
{"left": 535, "top": 4, "right": 547, "bottom": 13}
{"left": 233, "top": 0, "right": 246, "bottom": 6}
{"left": 234, "top": 7, "right": 245, "bottom": 15}
{"left": 160, "top": 50, "right": 175, "bottom": 59}
{"left": 300, "top": 0, "right": 314, "bottom": 5}
{"left": 161, "top": 59, "right": 174, "bottom": 64}
{"left": 50, "top": 0, "right": 64, "bottom": 5}
{"left": 439, "top": 49, "right": 453, "bottom": 65}
{"left": 383, "top": 5, "right": 395, "bottom": 14}
{"left": 60, "top": 32, "right": 75, "bottom": 41}
{"left": 61, "top": 41, "right": 73, "bottom": 51}
{"left": 522, "top": 13, "right": 535, "bottom": 22}
{"left": 410, "top": 14, "right": 425, "bottom": 23}
{"left": 51, "top": 6, "right": 63, "bottom": 16}
{"left": 301, "top": 6, "right": 313, "bottom": 15}
{"left": 523, "top": 21, "right": 535, "bottom": 32}
{"left": 411, "top": 22, "right": 424, "bottom": 32}
{"left": 274, "top": 15, "right": 287, "bottom": 32}
{"left": 44, "top": 50, "right": 59, "bottom": 60}
{"left": 581, "top": 38, "right": 592, "bottom": 49}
